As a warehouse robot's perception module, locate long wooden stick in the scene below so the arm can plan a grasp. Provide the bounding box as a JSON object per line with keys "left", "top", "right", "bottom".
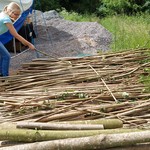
{"left": 101, "top": 78, "right": 118, "bottom": 103}
{"left": 89, "top": 64, "right": 118, "bottom": 103}
{"left": 35, "top": 49, "right": 72, "bottom": 65}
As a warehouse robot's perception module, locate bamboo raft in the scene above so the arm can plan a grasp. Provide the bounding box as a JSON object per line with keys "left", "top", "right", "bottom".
{"left": 0, "top": 48, "right": 150, "bottom": 128}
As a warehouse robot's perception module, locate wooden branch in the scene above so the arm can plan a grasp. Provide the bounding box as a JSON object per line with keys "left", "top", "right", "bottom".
{"left": 36, "top": 110, "right": 86, "bottom": 122}
{"left": 112, "top": 62, "right": 150, "bottom": 79}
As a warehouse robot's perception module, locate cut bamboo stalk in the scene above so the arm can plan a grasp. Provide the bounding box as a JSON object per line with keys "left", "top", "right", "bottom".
{"left": 17, "top": 122, "right": 104, "bottom": 130}
{"left": 0, "top": 128, "right": 140, "bottom": 143}
{"left": 60, "top": 119, "right": 123, "bottom": 129}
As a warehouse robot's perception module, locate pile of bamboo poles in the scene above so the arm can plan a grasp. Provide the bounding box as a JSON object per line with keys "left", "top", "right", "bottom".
{"left": 0, "top": 48, "right": 149, "bottom": 128}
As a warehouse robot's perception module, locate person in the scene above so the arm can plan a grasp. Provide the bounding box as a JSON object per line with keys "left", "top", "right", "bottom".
{"left": 17, "top": 14, "right": 36, "bottom": 46}
{"left": 0, "top": 2, "right": 35, "bottom": 77}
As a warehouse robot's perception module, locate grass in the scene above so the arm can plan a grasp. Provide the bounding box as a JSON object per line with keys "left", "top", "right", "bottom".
{"left": 100, "top": 14, "right": 150, "bottom": 51}
{"left": 60, "top": 10, "right": 150, "bottom": 91}
{"left": 60, "top": 9, "right": 99, "bottom": 22}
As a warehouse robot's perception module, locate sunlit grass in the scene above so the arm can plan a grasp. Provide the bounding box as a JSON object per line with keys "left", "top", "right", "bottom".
{"left": 60, "top": 9, "right": 99, "bottom": 22}
{"left": 100, "top": 14, "right": 150, "bottom": 51}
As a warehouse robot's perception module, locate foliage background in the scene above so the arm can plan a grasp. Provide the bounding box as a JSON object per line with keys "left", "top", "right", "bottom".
{"left": 34, "top": 0, "right": 150, "bottom": 16}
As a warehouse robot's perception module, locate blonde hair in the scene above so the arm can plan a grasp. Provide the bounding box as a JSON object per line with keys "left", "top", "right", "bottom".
{"left": 3, "top": 2, "right": 21, "bottom": 13}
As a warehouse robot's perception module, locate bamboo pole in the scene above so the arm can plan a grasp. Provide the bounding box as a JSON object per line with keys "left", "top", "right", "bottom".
{"left": 60, "top": 119, "right": 123, "bottom": 129}
{"left": 17, "top": 122, "right": 104, "bottom": 130}
{"left": 0, "top": 128, "right": 140, "bottom": 143}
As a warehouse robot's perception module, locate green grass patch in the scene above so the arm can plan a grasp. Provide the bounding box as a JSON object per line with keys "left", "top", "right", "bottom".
{"left": 100, "top": 14, "right": 150, "bottom": 51}
{"left": 60, "top": 9, "right": 99, "bottom": 22}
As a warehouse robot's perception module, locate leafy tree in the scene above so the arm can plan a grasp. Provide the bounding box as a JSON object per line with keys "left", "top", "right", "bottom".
{"left": 59, "top": 0, "right": 100, "bottom": 14}
{"left": 34, "top": 0, "right": 61, "bottom": 11}
{"left": 34, "top": 0, "right": 150, "bottom": 15}
{"left": 97, "top": 0, "right": 150, "bottom": 17}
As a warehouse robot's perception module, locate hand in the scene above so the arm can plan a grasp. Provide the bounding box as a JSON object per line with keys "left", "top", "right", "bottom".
{"left": 28, "top": 43, "right": 35, "bottom": 50}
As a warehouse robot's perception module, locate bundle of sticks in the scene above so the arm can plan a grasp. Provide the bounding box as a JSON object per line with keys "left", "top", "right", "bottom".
{"left": 0, "top": 48, "right": 149, "bottom": 128}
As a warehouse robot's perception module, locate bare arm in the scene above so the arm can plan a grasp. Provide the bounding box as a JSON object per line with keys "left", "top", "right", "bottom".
{"left": 5, "top": 22, "right": 35, "bottom": 50}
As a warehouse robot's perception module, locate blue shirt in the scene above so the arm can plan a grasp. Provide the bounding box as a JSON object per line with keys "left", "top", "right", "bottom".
{"left": 0, "top": 12, "right": 12, "bottom": 35}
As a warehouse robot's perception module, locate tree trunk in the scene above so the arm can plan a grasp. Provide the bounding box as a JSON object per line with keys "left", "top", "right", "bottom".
{"left": 0, "top": 130, "right": 150, "bottom": 150}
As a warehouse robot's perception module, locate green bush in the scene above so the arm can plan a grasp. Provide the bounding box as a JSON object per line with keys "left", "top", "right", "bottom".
{"left": 34, "top": 0, "right": 150, "bottom": 16}
{"left": 97, "top": 0, "right": 150, "bottom": 17}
